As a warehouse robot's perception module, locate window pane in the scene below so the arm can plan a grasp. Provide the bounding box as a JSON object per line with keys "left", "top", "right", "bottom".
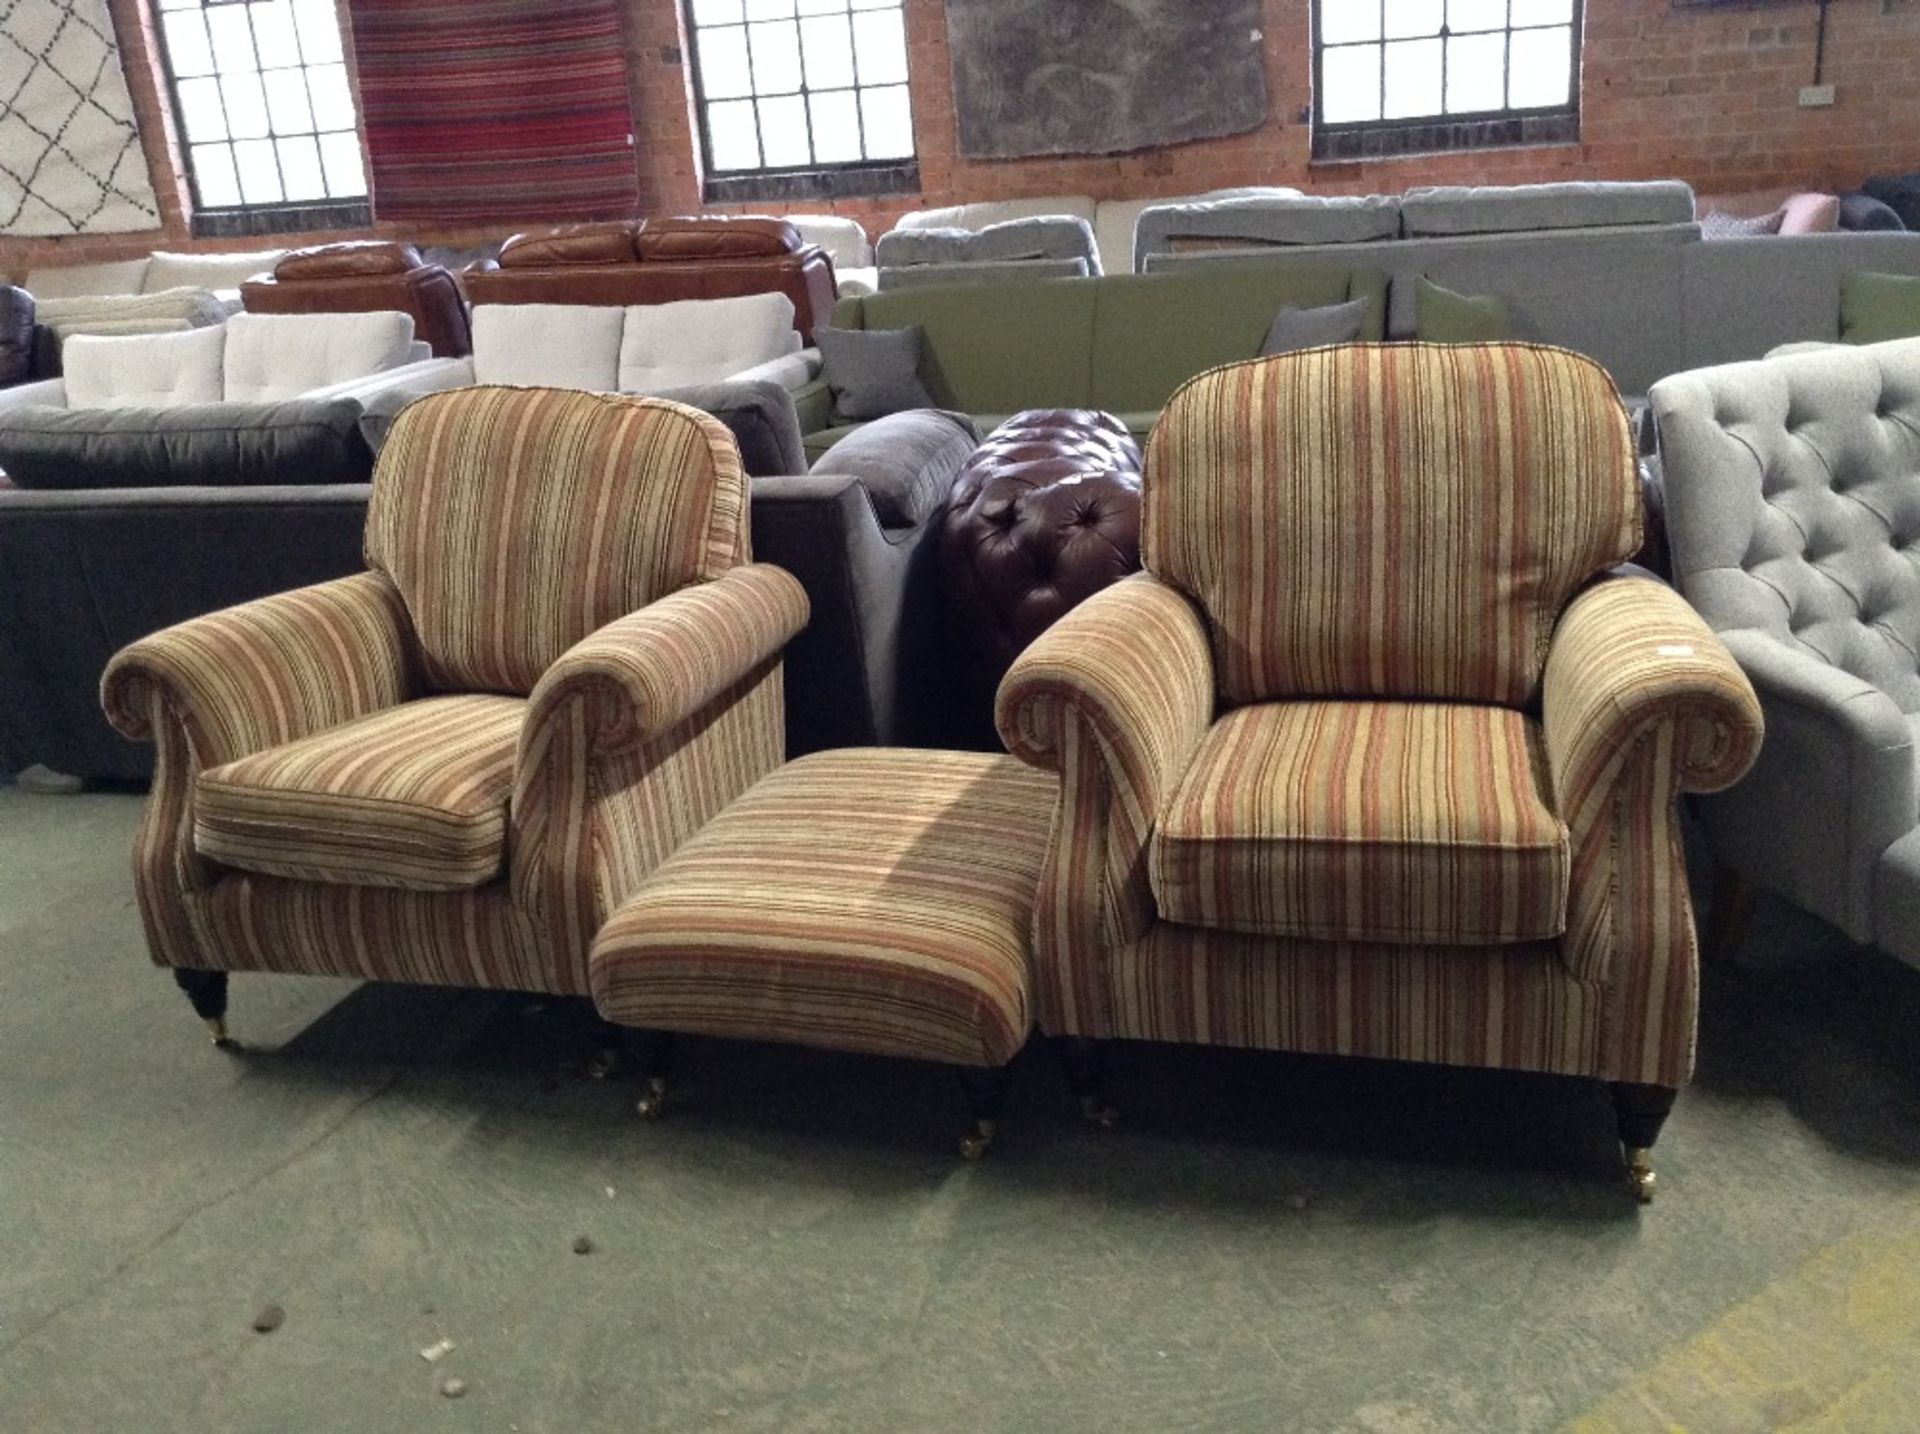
{"left": 263, "top": 67, "right": 314, "bottom": 134}
{"left": 757, "top": 94, "right": 810, "bottom": 166}
{"left": 1320, "top": 42, "right": 1382, "bottom": 124}
{"left": 277, "top": 134, "right": 326, "bottom": 200}
{"left": 318, "top": 130, "right": 367, "bottom": 198}
{"left": 849, "top": 0, "right": 894, "bottom": 10}
{"left": 1447, "top": 0, "right": 1507, "bottom": 33}
{"left": 306, "top": 63, "right": 355, "bottom": 130}
{"left": 691, "top": 0, "right": 744, "bottom": 23}
{"left": 250, "top": 1, "right": 301, "bottom": 68}
{"left": 1446, "top": 31, "right": 1505, "bottom": 113}
{"left": 858, "top": 84, "right": 912, "bottom": 159}
{"left": 206, "top": 6, "right": 257, "bottom": 75}
{"left": 176, "top": 75, "right": 228, "bottom": 143}
{"left": 1508, "top": 24, "right": 1572, "bottom": 108}
{"left": 706, "top": 98, "right": 761, "bottom": 170}
{"left": 221, "top": 70, "right": 271, "bottom": 139}
{"left": 747, "top": 19, "right": 802, "bottom": 95}
{"left": 808, "top": 89, "right": 861, "bottom": 162}
{"left": 1382, "top": 0, "right": 1443, "bottom": 40}
{"left": 161, "top": 11, "right": 215, "bottom": 78}
{"left": 850, "top": 8, "right": 907, "bottom": 85}
{"left": 232, "top": 136, "right": 284, "bottom": 204}
{"left": 796, "top": 0, "right": 845, "bottom": 14}
{"left": 800, "top": 13, "right": 854, "bottom": 90}
{"left": 1510, "top": 0, "right": 1573, "bottom": 23}
{"left": 744, "top": 0, "right": 795, "bottom": 17}
{"left": 1381, "top": 37, "right": 1442, "bottom": 119}
{"left": 191, "top": 143, "right": 241, "bottom": 206}
{"left": 291, "top": 0, "right": 344, "bottom": 64}
{"left": 1319, "top": 5, "right": 1380, "bottom": 45}
{"left": 698, "top": 25, "right": 753, "bottom": 100}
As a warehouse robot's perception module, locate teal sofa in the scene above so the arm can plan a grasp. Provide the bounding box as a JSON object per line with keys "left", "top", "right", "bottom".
{"left": 800, "top": 265, "right": 1388, "bottom": 455}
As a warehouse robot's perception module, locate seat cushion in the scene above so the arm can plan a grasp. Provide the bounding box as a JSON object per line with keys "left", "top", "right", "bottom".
{"left": 590, "top": 749, "right": 1054, "bottom": 1069}
{"left": 194, "top": 696, "right": 525, "bottom": 891}
{"left": 1151, "top": 701, "right": 1569, "bottom": 945}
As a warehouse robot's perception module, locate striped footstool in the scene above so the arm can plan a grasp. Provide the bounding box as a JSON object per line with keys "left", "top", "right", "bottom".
{"left": 589, "top": 748, "right": 1056, "bottom": 1157}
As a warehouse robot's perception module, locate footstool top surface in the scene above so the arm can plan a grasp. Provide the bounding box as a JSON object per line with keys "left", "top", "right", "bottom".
{"left": 590, "top": 749, "right": 1055, "bottom": 1069}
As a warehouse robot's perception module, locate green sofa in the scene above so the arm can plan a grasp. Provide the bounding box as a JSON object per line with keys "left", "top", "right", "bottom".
{"left": 799, "top": 265, "right": 1388, "bottom": 455}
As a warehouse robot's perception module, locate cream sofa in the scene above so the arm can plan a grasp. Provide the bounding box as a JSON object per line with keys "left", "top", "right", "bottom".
{"left": 24, "top": 249, "right": 287, "bottom": 303}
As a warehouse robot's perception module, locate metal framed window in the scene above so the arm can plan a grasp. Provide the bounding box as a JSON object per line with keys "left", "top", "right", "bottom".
{"left": 1313, "top": 0, "right": 1584, "bottom": 161}
{"left": 684, "top": 0, "right": 918, "bottom": 202}
{"left": 151, "top": 0, "right": 369, "bottom": 224}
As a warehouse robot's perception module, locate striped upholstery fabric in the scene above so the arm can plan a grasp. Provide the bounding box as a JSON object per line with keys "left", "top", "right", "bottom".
{"left": 1151, "top": 701, "right": 1569, "bottom": 945}
{"left": 195, "top": 696, "right": 525, "bottom": 892}
{"left": 366, "top": 388, "right": 749, "bottom": 694}
{"left": 1142, "top": 345, "right": 1641, "bottom": 707}
{"left": 592, "top": 750, "right": 1056, "bottom": 1070}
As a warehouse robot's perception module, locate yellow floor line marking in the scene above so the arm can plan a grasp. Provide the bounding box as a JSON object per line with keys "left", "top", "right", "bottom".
{"left": 1564, "top": 1209, "right": 1920, "bottom": 1434}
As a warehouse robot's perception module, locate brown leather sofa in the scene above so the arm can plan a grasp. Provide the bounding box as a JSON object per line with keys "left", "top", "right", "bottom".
{"left": 464, "top": 217, "right": 838, "bottom": 340}
{"left": 240, "top": 242, "right": 472, "bottom": 357}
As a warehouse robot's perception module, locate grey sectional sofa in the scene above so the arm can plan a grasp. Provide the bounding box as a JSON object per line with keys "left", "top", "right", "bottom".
{"left": 1136, "top": 182, "right": 1920, "bottom": 397}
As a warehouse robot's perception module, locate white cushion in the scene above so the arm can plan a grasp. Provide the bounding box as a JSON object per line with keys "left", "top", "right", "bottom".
{"left": 787, "top": 214, "right": 872, "bottom": 269}
{"left": 616, "top": 293, "right": 800, "bottom": 393}
{"left": 25, "top": 258, "right": 152, "bottom": 300}
{"left": 896, "top": 196, "right": 1098, "bottom": 232}
{"left": 144, "top": 249, "right": 286, "bottom": 295}
{"left": 221, "top": 310, "right": 416, "bottom": 403}
{"left": 62, "top": 326, "right": 226, "bottom": 410}
{"left": 470, "top": 303, "right": 624, "bottom": 390}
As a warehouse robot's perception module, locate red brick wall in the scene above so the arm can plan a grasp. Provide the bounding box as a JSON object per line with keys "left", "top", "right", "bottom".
{"left": 6, "top": 0, "right": 1919, "bottom": 279}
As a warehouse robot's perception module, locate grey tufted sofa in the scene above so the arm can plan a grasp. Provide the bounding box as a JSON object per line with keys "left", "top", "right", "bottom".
{"left": 1652, "top": 338, "right": 1920, "bottom": 964}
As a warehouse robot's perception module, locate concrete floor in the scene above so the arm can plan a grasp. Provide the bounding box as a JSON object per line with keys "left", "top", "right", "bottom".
{"left": 3, "top": 785, "right": 1918, "bottom": 1433}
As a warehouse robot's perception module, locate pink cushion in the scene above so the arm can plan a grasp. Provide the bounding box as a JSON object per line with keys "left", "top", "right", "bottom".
{"left": 1779, "top": 192, "right": 1841, "bottom": 235}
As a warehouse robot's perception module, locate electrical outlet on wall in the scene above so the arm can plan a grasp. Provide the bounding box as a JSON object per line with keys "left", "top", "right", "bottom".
{"left": 1799, "top": 84, "right": 1837, "bottom": 108}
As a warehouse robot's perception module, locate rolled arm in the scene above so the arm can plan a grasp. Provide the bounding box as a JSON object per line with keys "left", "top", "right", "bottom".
{"left": 521, "top": 563, "right": 808, "bottom": 762}
{"left": 1697, "top": 627, "right": 1914, "bottom": 941}
{"left": 1543, "top": 576, "right": 1763, "bottom": 986}
{"left": 101, "top": 570, "right": 415, "bottom": 769}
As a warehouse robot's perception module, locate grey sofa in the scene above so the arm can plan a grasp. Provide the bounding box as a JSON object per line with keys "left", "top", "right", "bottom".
{"left": 0, "top": 386, "right": 975, "bottom": 783}
{"left": 875, "top": 216, "right": 1102, "bottom": 291}
{"left": 1138, "top": 182, "right": 1920, "bottom": 397}
{"left": 1651, "top": 337, "right": 1920, "bottom": 966}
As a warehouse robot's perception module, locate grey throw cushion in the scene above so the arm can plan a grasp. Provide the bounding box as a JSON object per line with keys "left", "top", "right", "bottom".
{"left": 645, "top": 377, "right": 805, "bottom": 477}
{"left": 1260, "top": 298, "right": 1372, "bottom": 356}
{"left": 807, "top": 408, "right": 978, "bottom": 528}
{"left": 815, "top": 325, "right": 934, "bottom": 422}
{"left": 1839, "top": 192, "right": 1906, "bottom": 233}
{"left": 0, "top": 398, "right": 374, "bottom": 490}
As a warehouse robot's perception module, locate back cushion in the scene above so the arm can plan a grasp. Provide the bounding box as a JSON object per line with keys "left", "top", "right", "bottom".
{"left": 25, "top": 258, "right": 151, "bottom": 299}
{"left": 63, "top": 325, "right": 226, "bottom": 409}
{"left": 471, "top": 302, "right": 624, "bottom": 389}
{"left": 223, "top": 311, "right": 414, "bottom": 401}
{"left": 617, "top": 293, "right": 799, "bottom": 392}
{"left": 145, "top": 248, "right": 285, "bottom": 293}
{"left": 364, "top": 387, "right": 750, "bottom": 693}
{"left": 1144, "top": 344, "right": 1640, "bottom": 707}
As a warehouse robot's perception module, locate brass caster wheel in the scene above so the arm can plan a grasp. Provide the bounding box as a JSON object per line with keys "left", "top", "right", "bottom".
{"left": 1077, "top": 1094, "right": 1120, "bottom": 1130}
{"left": 1624, "top": 1146, "right": 1657, "bottom": 1205}
{"left": 205, "top": 1018, "right": 233, "bottom": 1048}
{"left": 586, "top": 1046, "right": 621, "bottom": 1081}
{"left": 635, "top": 1077, "right": 669, "bottom": 1121}
{"left": 958, "top": 1119, "right": 996, "bottom": 1161}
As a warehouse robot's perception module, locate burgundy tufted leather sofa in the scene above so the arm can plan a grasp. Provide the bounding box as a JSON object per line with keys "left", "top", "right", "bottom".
{"left": 939, "top": 410, "right": 1143, "bottom": 738}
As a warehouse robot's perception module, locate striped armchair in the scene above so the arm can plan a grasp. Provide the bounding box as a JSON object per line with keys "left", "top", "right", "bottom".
{"left": 102, "top": 387, "right": 807, "bottom": 1033}
{"left": 997, "top": 344, "right": 1763, "bottom": 1200}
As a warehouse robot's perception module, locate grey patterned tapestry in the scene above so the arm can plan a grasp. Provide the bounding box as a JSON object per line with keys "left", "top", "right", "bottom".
{"left": 945, "top": 0, "right": 1267, "bottom": 160}
{"left": 0, "top": 0, "right": 159, "bottom": 235}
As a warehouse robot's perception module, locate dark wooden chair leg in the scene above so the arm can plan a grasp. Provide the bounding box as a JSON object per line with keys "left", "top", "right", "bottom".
{"left": 1062, "top": 1036, "right": 1119, "bottom": 1128}
{"left": 1611, "top": 1082, "right": 1679, "bottom": 1204}
{"left": 1703, "top": 865, "right": 1756, "bottom": 963}
{"left": 633, "top": 1030, "right": 675, "bottom": 1120}
{"left": 173, "top": 968, "right": 231, "bottom": 1046}
{"left": 958, "top": 1064, "right": 1009, "bottom": 1160}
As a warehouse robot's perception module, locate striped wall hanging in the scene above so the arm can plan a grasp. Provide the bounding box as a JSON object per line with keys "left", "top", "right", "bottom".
{"left": 345, "top": 0, "right": 639, "bottom": 223}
